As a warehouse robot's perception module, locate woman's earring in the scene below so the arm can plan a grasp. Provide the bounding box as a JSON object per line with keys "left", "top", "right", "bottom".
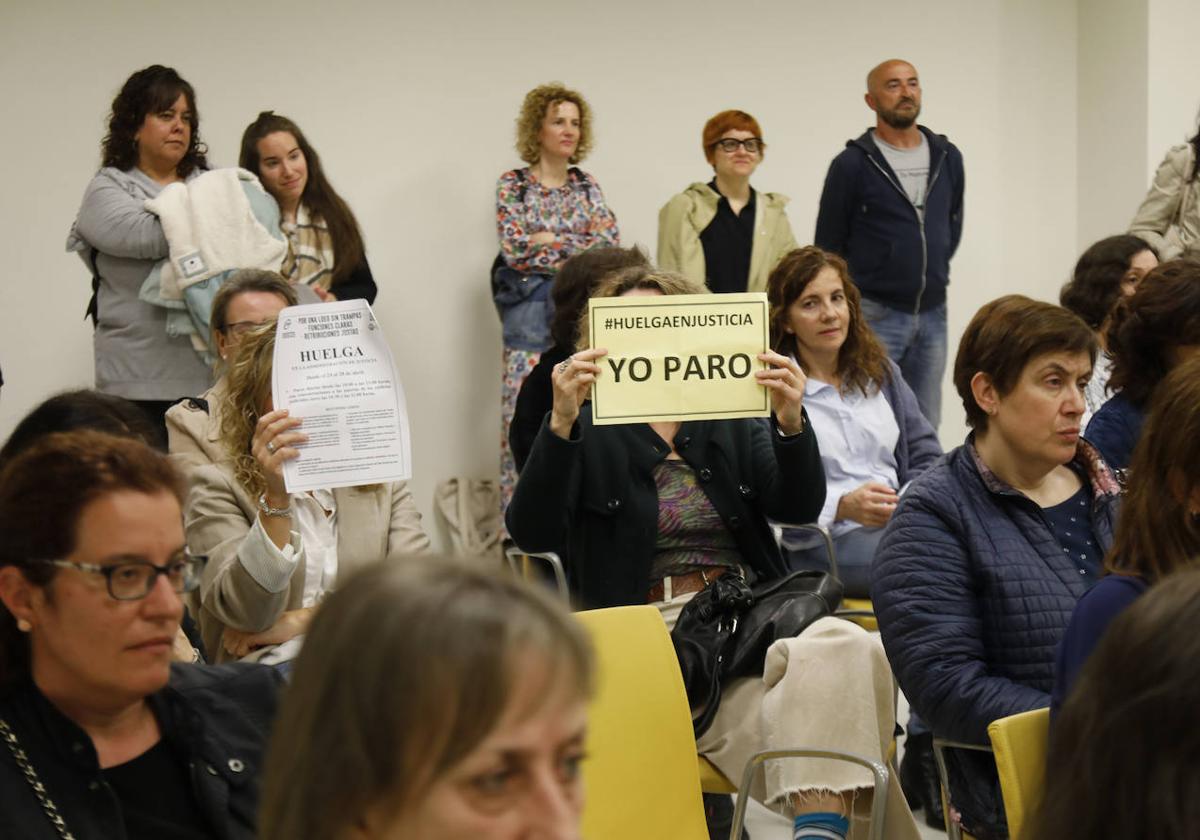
{"left": 16, "top": 618, "right": 32, "bottom": 633}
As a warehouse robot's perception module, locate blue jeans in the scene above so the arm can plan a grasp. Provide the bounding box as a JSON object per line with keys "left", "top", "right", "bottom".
{"left": 783, "top": 526, "right": 883, "bottom": 599}
{"left": 859, "top": 298, "right": 947, "bottom": 428}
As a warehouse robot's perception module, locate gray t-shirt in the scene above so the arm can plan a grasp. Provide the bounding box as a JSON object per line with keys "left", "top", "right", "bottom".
{"left": 873, "top": 131, "right": 930, "bottom": 216}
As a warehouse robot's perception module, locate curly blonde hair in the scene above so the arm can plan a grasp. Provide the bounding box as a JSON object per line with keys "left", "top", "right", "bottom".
{"left": 515, "top": 82, "right": 593, "bottom": 165}
{"left": 219, "top": 324, "right": 277, "bottom": 499}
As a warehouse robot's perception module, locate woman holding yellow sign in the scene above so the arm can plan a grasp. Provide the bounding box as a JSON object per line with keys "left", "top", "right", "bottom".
{"left": 508, "top": 266, "right": 921, "bottom": 840}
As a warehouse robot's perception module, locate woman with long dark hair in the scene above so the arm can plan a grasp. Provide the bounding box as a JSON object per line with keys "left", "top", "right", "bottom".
{"left": 767, "top": 246, "right": 941, "bottom": 597}
{"left": 1052, "top": 353, "right": 1200, "bottom": 712}
{"left": 66, "top": 65, "right": 213, "bottom": 439}
{"left": 1031, "top": 568, "right": 1200, "bottom": 840}
{"left": 239, "top": 111, "right": 377, "bottom": 303}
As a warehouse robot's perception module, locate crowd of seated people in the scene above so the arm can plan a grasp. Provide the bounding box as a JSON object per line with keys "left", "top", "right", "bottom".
{"left": 6, "top": 54, "right": 1200, "bottom": 840}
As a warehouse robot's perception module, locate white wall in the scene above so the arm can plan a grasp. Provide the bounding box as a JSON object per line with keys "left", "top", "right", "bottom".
{"left": 0, "top": 0, "right": 1085, "bottom": 543}
{"left": 1077, "top": 0, "right": 1148, "bottom": 249}
{"left": 1147, "top": 0, "right": 1200, "bottom": 179}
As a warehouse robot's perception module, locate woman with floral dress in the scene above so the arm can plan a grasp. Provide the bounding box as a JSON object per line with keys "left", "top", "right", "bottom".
{"left": 494, "top": 82, "right": 619, "bottom": 522}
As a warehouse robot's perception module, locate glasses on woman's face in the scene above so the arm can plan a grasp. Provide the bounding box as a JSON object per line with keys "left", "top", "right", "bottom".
{"left": 221, "top": 320, "right": 272, "bottom": 338}
{"left": 34, "top": 550, "right": 206, "bottom": 601}
{"left": 712, "top": 137, "right": 763, "bottom": 154}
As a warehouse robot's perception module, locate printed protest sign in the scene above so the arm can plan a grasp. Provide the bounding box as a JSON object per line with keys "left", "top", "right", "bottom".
{"left": 588, "top": 292, "right": 769, "bottom": 424}
{"left": 272, "top": 299, "right": 411, "bottom": 492}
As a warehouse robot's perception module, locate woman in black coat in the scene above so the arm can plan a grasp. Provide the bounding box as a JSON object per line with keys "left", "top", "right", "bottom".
{"left": 508, "top": 266, "right": 922, "bottom": 840}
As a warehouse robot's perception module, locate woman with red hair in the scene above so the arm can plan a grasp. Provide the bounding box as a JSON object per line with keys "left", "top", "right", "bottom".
{"left": 658, "top": 109, "right": 798, "bottom": 294}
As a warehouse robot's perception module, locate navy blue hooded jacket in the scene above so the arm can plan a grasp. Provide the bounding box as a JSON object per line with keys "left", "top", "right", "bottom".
{"left": 815, "top": 126, "right": 964, "bottom": 313}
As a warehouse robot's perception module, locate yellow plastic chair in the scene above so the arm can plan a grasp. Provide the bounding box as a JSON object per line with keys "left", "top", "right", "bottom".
{"left": 987, "top": 707, "right": 1050, "bottom": 840}
{"left": 574, "top": 606, "right": 710, "bottom": 839}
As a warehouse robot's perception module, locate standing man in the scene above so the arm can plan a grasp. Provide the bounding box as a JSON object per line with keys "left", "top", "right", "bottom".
{"left": 815, "top": 59, "right": 963, "bottom": 427}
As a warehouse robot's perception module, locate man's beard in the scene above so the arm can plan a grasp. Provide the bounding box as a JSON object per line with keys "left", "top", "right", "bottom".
{"left": 879, "top": 99, "right": 920, "bottom": 129}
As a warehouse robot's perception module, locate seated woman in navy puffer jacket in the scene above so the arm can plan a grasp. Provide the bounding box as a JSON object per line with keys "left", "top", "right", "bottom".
{"left": 872, "top": 295, "right": 1122, "bottom": 840}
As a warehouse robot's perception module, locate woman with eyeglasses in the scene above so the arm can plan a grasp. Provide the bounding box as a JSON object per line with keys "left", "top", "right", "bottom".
{"left": 658, "top": 109, "right": 798, "bottom": 294}
{"left": 239, "top": 111, "right": 377, "bottom": 303}
{"left": 184, "top": 324, "right": 430, "bottom": 664}
{"left": 166, "top": 269, "right": 297, "bottom": 473}
{"left": 0, "top": 430, "right": 282, "bottom": 840}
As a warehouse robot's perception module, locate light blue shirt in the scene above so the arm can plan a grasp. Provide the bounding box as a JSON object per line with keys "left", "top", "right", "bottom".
{"left": 804, "top": 377, "right": 900, "bottom": 537}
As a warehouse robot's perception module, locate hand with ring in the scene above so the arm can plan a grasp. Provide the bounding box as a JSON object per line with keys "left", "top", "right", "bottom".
{"left": 251, "top": 408, "right": 308, "bottom": 505}
{"left": 549, "top": 348, "right": 607, "bottom": 439}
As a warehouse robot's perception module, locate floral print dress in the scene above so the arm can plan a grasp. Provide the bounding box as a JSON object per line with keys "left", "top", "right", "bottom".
{"left": 495, "top": 167, "right": 620, "bottom": 530}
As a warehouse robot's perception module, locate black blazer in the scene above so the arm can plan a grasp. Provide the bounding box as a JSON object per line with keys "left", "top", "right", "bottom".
{"left": 507, "top": 405, "right": 825, "bottom": 608}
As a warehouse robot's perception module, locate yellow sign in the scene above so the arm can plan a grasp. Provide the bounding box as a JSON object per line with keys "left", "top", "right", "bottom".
{"left": 588, "top": 292, "right": 770, "bottom": 425}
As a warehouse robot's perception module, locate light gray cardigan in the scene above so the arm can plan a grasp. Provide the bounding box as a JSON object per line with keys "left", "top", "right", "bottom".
{"left": 67, "top": 166, "right": 212, "bottom": 400}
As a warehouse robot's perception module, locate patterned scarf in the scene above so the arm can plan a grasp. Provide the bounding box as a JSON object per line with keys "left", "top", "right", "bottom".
{"left": 280, "top": 203, "right": 335, "bottom": 291}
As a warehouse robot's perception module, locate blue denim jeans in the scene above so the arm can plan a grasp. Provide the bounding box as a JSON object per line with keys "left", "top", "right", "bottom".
{"left": 783, "top": 526, "right": 883, "bottom": 599}
{"left": 859, "top": 298, "right": 947, "bottom": 429}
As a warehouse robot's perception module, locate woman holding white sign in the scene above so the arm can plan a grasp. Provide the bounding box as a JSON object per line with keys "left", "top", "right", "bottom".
{"left": 767, "top": 246, "right": 942, "bottom": 598}
{"left": 508, "top": 266, "right": 921, "bottom": 840}
{"left": 183, "top": 326, "right": 430, "bottom": 663}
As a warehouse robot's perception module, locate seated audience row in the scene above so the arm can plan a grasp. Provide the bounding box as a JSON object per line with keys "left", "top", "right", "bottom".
{"left": 507, "top": 265, "right": 922, "bottom": 839}
{"left": 0, "top": 422, "right": 580, "bottom": 839}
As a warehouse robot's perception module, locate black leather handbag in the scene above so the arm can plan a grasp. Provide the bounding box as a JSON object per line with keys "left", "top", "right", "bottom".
{"left": 670, "top": 570, "right": 844, "bottom": 736}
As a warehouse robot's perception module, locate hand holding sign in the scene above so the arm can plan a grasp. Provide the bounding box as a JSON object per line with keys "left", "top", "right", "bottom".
{"left": 251, "top": 408, "right": 307, "bottom": 505}
{"left": 755, "top": 351, "right": 807, "bottom": 435}
{"left": 550, "top": 347, "right": 608, "bottom": 439}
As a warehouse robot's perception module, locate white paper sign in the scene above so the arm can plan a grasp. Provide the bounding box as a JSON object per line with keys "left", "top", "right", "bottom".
{"left": 272, "top": 300, "right": 411, "bottom": 492}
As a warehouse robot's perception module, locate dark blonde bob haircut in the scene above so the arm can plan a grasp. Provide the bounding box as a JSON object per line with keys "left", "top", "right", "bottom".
{"left": 575, "top": 266, "right": 707, "bottom": 350}
{"left": 258, "top": 558, "right": 593, "bottom": 840}
{"left": 515, "top": 82, "right": 593, "bottom": 165}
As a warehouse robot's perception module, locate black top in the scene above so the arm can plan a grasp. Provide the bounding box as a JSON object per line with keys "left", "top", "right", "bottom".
{"left": 103, "top": 740, "right": 212, "bottom": 839}
{"left": 699, "top": 179, "right": 756, "bottom": 294}
{"left": 507, "top": 408, "right": 825, "bottom": 608}
{"left": 332, "top": 258, "right": 378, "bottom": 304}
{"left": 0, "top": 664, "right": 283, "bottom": 840}
{"left": 509, "top": 344, "right": 570, "bottom": 472}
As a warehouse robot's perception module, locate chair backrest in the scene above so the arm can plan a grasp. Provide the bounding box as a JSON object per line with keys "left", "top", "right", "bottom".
{"left": 987, "top": 707, "right": 1050, "bottom": 840}
{"left": 574, "top": 605, "right": 709, "bottom": 840}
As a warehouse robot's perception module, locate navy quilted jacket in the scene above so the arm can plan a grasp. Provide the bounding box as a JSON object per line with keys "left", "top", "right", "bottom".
{"left": 871, "top": 438, "right": 1120, "bottom": 835}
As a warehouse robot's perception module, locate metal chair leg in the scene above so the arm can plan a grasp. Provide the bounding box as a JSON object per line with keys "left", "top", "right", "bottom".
{"left": 727, "top": 748, "right": 889, "bottom": 840}
{"left": 932, "top": 737, "right": 993, "bottom": 840}
{"left": 503, "top": 546, "right": 569, "bottom": 602}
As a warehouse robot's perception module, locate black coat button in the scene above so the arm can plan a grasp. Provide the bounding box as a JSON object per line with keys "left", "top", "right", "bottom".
{"left": 607, "top": 498, "right": 622, "bottom": 511}
{"left": 678, "top": 436, "right": 691, "bottom": 449}
{"left": 698, "top": 467, "right": 713, "bottom": 482}
{"left": 728, "top": 516, "right": 743, "bottom": 530}
{"left": 738, "top": 483, "right": 753, "bottom": 497}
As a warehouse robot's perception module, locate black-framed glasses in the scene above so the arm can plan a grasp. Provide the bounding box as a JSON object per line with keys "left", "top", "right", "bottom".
{"left": 220, "top": 320, "right": 274, "bottom": 338}
{"left": 35, "top": 550, "right": 207, "bottom": 601}
{"left": 711, "top": 137, "right": 763, "bottom": 154}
